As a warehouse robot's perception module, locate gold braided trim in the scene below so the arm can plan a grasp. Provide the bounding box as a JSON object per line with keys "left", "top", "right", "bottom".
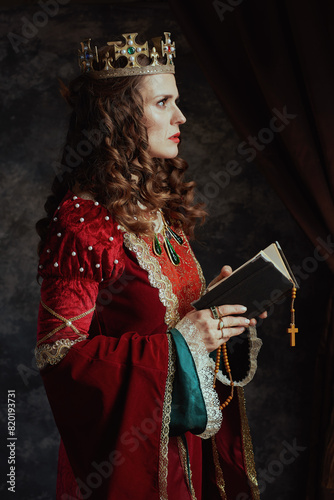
{"left": 181, "top": 229, "right": 206, "bottom": 297}
{"left": 35, "top": 337, "right": 86, "bottom": 370}
{"left": 159, "top": 334, "right": 176, "bottom": 499}
{"left": 122, "top": 230, "right": 180, "bottom": 328}
{"left": 37, "top": 301, "right": 95, "bottom": 346}
{"left": 237, "top": 387, "right": 261, "bottom": 500}
{"left": 211, "top": 435, "right": 227, "bottom": 500}
{"left": 177, "top": 436, "right": 197, "bottom": 500}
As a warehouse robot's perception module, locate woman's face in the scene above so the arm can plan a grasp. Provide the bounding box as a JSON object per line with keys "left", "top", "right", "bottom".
{"left": 138, "top": 73, "right": 186, "bottom": 159}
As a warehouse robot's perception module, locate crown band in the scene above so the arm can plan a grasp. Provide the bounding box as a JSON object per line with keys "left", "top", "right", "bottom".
{"left": 78, "top": 32, "right": 176, "bottom": 79}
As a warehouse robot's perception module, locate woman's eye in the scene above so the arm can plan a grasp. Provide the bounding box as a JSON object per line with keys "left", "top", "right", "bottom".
{"left": 157, "top": 98, "right": 168, "bottom": 107}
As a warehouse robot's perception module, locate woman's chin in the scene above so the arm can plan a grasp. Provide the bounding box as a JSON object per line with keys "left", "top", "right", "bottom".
{"left": 150, "top": 151, "right": 179, "bottom": 160}
{"left": 148, "top": 144, "right": 180, "bottom": 160}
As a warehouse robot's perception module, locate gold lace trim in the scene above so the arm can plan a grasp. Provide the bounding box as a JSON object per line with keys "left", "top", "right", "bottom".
{"left": 35, "top": 337, "right": 86, "bottom": 370}
{"left": 37, "top": 301, "right": 95, "bottom": 346}
{"left": 159, "top": 334, "right": 176, "bottom": 499}
{"left": 211, "top": 435, "right": 227, "bottom": 500}
{"left": 181, "top": 229, "right": 206, "bottom": 297}
{"left": 122, "top": 230, "right": 180, "bottom": 328}
{"left": 237, "top": 387, "right": 261, "bottom": 499}
{"left": 177, "top": 436, "right": 197, "bottom": 500}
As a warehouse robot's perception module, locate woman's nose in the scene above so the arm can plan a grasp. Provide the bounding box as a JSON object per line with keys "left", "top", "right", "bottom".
{"left": 173, "top": 106, "right": 186, "bottom": 125}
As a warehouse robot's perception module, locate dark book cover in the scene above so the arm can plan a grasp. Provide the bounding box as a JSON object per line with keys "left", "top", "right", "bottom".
{"left": 193, "top": 243, "right": 298, "bottom": 318}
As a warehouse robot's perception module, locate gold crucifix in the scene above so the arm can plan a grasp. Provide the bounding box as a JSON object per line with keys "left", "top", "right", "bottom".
{"left": 287, "top": 286, "right": 298, "bottom": 346}
{"left": 287, "top": 323, "right": 298, "bottom": 347}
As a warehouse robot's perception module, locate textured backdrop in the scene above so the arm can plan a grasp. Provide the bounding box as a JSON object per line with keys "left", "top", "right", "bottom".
{"left": 0, "top": 1, "right": 331, "bottom": 499}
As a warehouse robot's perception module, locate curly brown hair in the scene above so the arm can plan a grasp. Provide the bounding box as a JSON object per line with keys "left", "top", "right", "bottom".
{"left": 36, "top": 67, "right": 206, "bottom": 255}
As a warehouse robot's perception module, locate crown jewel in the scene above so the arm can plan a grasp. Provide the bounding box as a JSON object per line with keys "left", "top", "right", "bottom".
{"left": 78, "top": 32, "right": 176, "bottom": 79}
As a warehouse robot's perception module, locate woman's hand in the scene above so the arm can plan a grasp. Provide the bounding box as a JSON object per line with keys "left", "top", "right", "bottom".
{"left": 207, "top": 265, "right": 233, "bottom": 289}
{"left": 184, "top": 304, "right": 251, "bottom": 353}
{"left": 207, "top": 264, "right": 268, "bottom": 328}
{"left": 185, "top": 264, "right": 268, "bottom": 352}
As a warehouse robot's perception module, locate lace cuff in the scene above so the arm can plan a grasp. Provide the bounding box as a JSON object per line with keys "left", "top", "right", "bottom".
{"left": 210, "top": 325, "right": 262, "bottom": 387}
{"left": 174, "top": 317, "right": 222, "bottom": 439}
{"left": 35, "top": 337, "right": 86, "bottom": 370}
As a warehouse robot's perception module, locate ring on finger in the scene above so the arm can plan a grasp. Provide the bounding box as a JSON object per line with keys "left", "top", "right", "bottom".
{"left": 215, "top": 306, "right": 222, "bottom": 319}
{"left": 210, "top": 306, "right": 219, "bottom": 320}
{"left": 221, "top": 328, "right": 229, "bottom": 339}
{"left": 219, "top": 318, "right": 229, "bottom": 339}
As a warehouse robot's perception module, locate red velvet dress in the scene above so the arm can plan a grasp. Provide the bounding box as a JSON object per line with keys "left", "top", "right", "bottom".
{"left": 36, "top": 191, "right": 262, "bottom": 500}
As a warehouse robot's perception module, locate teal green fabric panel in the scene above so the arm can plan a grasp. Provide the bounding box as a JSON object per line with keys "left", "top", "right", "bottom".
{"left": 169, "top": 328, "right": 207, "bottom": 436}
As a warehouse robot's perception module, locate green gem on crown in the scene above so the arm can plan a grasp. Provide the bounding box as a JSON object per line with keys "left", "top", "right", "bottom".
{"left": 127, "top": 47, "right": 135, "bottom": 55}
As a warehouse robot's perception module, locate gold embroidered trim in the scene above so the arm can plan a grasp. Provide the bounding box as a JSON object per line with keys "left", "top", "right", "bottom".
{"left": 159, "top": 334, "right": 176, "bottom": 499}
{"left": 122, "top": 231, "right": 180, "bottom": 328}
{"left": 211, "top": 435, "right": 227, "bottom": 500}
{"left": 35, "top": 337, "right": 86, "bottom": 370}
{"left": 237, "top": 387, "right": 261, "bottom": 500}
{"left": 177, "top": 436, "right": 197, "bottom": 500}
{"left": 37, "top": 301, "right": 95, "bottom": 346}
{"left": 181, "top": 229, "right": 206, "bottom": 297}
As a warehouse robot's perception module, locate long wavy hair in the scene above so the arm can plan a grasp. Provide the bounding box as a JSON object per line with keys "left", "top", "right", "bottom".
{"left": 36, "top": 61, "right": 206, "bottom": 255}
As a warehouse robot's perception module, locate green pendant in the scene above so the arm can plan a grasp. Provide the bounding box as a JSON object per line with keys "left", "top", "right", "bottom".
{"left": 153, "top": 234, "right": 162, "bottom": 256}
{"left": 164, "top": 235, "right": 180, "bottom": 266}
{"left": 166, "top": 227, "right": 183, "bottom": 245}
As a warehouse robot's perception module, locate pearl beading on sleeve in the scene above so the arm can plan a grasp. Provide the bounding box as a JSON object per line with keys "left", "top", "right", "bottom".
{"left": 38, "top": 193, "right": 124, "bottom": 284}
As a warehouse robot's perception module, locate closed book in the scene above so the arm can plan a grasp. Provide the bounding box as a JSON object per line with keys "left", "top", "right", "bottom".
{"left": 192, "top": 242, "right": 299, "bottom": 318}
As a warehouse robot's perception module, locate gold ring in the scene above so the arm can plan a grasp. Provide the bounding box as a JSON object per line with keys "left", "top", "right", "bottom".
{"left": 216, "top": 306, "right": 222, "bottom": 318}
{"left": 210, "top": 306, "right": 219, "bottom": 320}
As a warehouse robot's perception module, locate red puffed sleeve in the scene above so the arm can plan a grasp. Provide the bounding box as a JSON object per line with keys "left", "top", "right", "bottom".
{"left": 36, "top": 193, "right": 126, "bottom": 367}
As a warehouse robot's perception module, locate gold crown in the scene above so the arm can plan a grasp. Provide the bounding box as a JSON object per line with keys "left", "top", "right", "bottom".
{"left": 78, "top": 32, "right": 176, "bottom": 79}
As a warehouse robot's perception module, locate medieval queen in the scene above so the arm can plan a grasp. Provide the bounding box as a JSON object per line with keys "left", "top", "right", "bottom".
{"left": 36, "top": 31, "right": 264, "bottom": 500}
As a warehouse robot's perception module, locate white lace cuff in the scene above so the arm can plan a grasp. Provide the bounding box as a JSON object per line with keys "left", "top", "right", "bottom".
{"left": 174, "top": 317, "right": 222, "bottom": 439}
{"left": 210, "top": 325, "right": 262, "bottom": 387}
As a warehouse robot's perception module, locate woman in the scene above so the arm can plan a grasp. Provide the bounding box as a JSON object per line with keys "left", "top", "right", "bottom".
{"left": 36, "top": 32, "right": 264, "bottom": 500}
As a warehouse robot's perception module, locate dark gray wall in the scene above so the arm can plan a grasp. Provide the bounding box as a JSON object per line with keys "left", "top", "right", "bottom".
{"left": 1, "top": 1, "right": 330, "bottom": 499}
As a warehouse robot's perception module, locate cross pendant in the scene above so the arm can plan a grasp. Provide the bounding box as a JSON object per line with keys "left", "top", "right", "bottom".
{"left": 287, "top": 323, "right": 298, "bottom": 347}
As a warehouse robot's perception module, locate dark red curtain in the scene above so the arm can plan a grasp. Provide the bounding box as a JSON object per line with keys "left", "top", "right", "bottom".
{"left": 168, "top": 0, "right": 334, "bottom": 498}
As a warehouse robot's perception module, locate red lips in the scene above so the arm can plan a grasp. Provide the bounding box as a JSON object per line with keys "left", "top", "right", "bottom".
{"left": 168, "top": 132, "right": 180, "bottom": 143}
